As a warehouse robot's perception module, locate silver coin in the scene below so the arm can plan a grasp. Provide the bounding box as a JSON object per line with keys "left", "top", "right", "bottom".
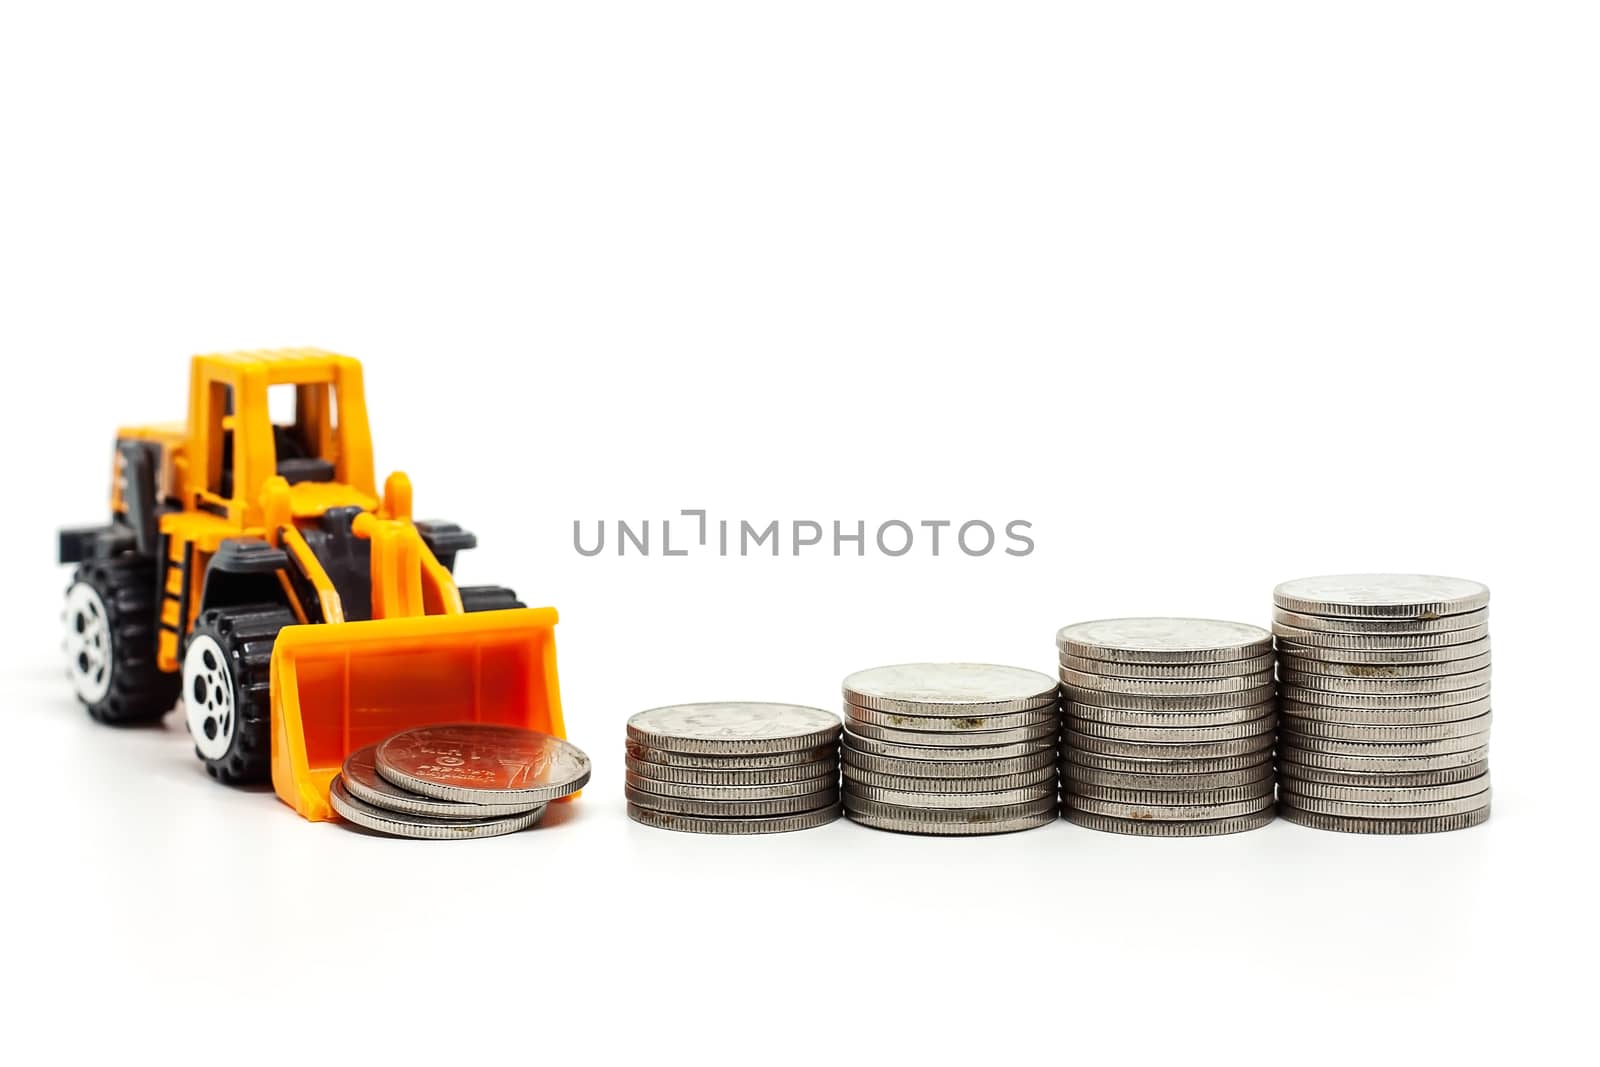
{"left": 840, "top": 729, "right": 1055, "bottom": 762}
{"left": 1278, "top": 788, "right": 1491, "bottom": 820}
{"left": 1272, "top": 606, "right": 1488, "bottom": 636}
{"left": 842, "top": 763, "right": 1057, "bottom": 793}
{"left": 844, "top": 718, "right": 1058, "bottom": 748}
{"left": 623, "top": 784, "right": 840, "bottom": 817}
{"left": 1278, "top": 803, "right": 1490, "bottom": 835}
{"left": 1065, "top": 808, "right": 1274, "bottom": 836}
{"left": 1280, "top": 694, "right": 1493, "bottom": 726}
{"left": 1278, "top": 665, "right": 1491, "bottom": 695}
{"left": 1056, "top": 618, "right": 1270, "bottom": 663}
{"left": 844, "top": 781, "right": 1056, "bottom": 809}
{"left": 1273, "top": 636, "right": 1491, "bottom": 666}
{"left": 626, "top": 702, "right": 842, "bottom": 755}
{"left": 1059, "top": 666, "right": 1274, "bottom": 696}
{"left": 626, "top": 802, "right": 841, "bottom": 835}
{"left": 1064, "top": 793, "right": 1273, "bottom": 821}
{"left": 1279, "top": 773, "right": 1490, "bottom": 804}
{"left": 375, "top": 725, "right": 591, "bottom": 805}
{"left": 1277, "top": 744, "right": 1489, "bottom": 772}
{"left": 1278, "top": 728, "right": 1489, "bottom": 758}
{"left": 843, "top": 795, "right": 1057, "bottom": 835}
{"left": 1273, "top": 574, "right": 1490, "bottom": 619}
{"left": 1272, "top": 622, "right": 1490, "bottom": 650}
{"left": 844, "top": 701, "right": 1057, "bottom": 733}
{"left": 625, "top": 740, "right": 838, "bottom": 769}
{"left": 329, "top": 777, "right": 547, "bottom": 839}
{"left": 1279, "top": 682, "right": 1491, "bottom": 711}
{"left": 1281, "top": 712, "right": 1491, "bottom": 743}
{"left": 1065, "top": 763, "right": 1274, "bottom": 791}
{"left": 624, "top": 770, "right": 837, "bottom": 801}
{"left": 1064, "top": 684, "right": 1276, "bottom": 712}
{"left": 842, "top": 663, "right": 1059, "bottom": 715}
{"left": 1066, "top": 713, "right": 1275, "bottom": 744}
{"left": 1278, "top": 650, "right": 1491, "bottom": 680}
{"left": 341, "top": 745, "right": 542, "bottom": 818}
{"left": 1065, "top": 748, "right": 1272, "bottom": 775}
{"left": 1065, "top": 729, "right": 1275, "bottom": 760}
{"left": 1067, "top": 699, "right": 1275, "bottom": 728}
{"left": 623, "top": 755, "right": 837, "bottom": 786}
{"left": 843, "top": 746, "right": 1057, "bottom": 779}
{"left": 1060, "top": 651, "right": 1275, "bottom": 680}
{"left": 1064, "top": 780, "right": 1274, "bottom": 805}
{"left": 1276, "top": 758, "right": 1489, "bottom": 788}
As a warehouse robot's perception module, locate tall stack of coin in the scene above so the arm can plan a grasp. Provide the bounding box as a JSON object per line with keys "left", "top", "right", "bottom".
{"left": 625, "top": 702, "right": 842, "bottom": 834}
{"left": 840, "top": 663, "right": 1060, "bottom": 835}
{"left": 329, "top": 724, "right": 591, "bottom": 840}
{"left": 1272, "top": 574, "right": 1492, "bottom": 834}
{"left": 1057, "top": 619, "right": 1277, "bottom": 836}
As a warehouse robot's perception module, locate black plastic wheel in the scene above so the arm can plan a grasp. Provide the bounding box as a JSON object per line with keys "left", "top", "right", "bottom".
{"left": 182, "top": 605, "right": 296, "bottom": 785}
{"left": 64, "top": 558, "right": 180, "bottom": 725}
{"left": 459, "top": 585, "right": 525, "bottom": 613}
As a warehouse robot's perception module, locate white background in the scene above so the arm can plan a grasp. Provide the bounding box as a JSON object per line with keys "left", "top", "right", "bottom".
{"left": 1, "top": 2, "right": 1595, "bottom": 1063}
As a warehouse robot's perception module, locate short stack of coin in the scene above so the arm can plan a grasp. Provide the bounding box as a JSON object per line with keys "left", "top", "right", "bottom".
{"left": 329, "top": 724, "right": 591, "bottom": 840}
{"left": 840, "top": 663, "right": 1060, "bottom": 835}
{"left": 1057, "top": 619, "right": 1277, "bottom": 836}
{"left": 1272, "top": 574, "right": 1492, "bottom": 834}
{"left": 625, "top": 702, "right": 842, "bottom": 834}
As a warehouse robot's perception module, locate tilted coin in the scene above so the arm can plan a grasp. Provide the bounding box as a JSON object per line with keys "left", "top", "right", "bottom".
{"left": 1058, "top": 666, "right": 1273, "bottom": 696}
{"left": 843, "top": 718, "right": 1058, "bottom": 748}
{"left": 626, "top": 702, "right": 842, "bottom": 755}
{"left": 1066, "top": 713, "right": 1275, "bottom": 744}
{"left": 1067, "top": 699, "right": 1275, "bottom": 728}
{"left": 1271, "top": 623, "right": 1489, "bottom": 650}
{"left": 1278, "top": 788, "right": 1491, "bottom": 820}
{"left": 1065, "top": 748, "right": 1272, "bottom": 775}
{"left": 1277, "top": 730, "right": 1488, "bottom": 758}
{"left": 1064, "top": 729, "right": 1274, "bottom": 760}
{"left": 1280, "top": 711, "right": 1491, "bottom": 743}
{"left": 1279, "top": 773, "right": 1490, "bottom": 804}
{"left": 1278, "top": 665, "right": 1492, "bottom": 695}
{"left": 842, "top": 763, "right": 1057, "bottom": 793}
{"left": 1276, "top": 643, "right": 1491, "bottom": 673}
{"left": 1276, "top": 758, "right": 1489, "bottom": 788}
{"left": 375, "top": 724, "right": 591, "bottom": 805}
{"left": 1064, "top": 762, "right": 1273, "bottom": 792}
{"left": 842, "top": 794, "right": 1057, "bottom": 835}
{"left": 844, "top": 781, "right": 1056, "bottom": 809}
{"left": 1063, "top": 684, "right": 1275, "bottom": 712}
{"left": 1273, "top": 574, "right": 1490, "bottom": 619}
{"left": 844, "top": 701, "right": 1057, "bottom": 733}
{"left": 1278, "top": 803, "right": 1490, "bottom": 835}
{"left": 1064, "top": 780, "right": 1274, "bottom": 805}
{"left": 627, "top": 802, "right": 840, "bottom": 835}
{"left": 1271, "top": 606, "right": 1489, "bottom": 635}
{"left": 624, "top": 754, "right": 838, "bottom": 786}
{"left": 1280, "top": 694, "right": 1492, "bottom": 726}
{"left": 329, "top": 777, "right": 547, "bottom": 840}
{"left": 342, "top": 745, "right": 543, "bottom": 818}
{"left": 623, "top": 784, "right": 839, "bottom": 818}
{"left": 624, "top": 770, "right": 837, "bottom": 801}
{"left": 1273, "top": 636, "right": 1491, "bottom": 666}
{"left": 842, "top": 663, "right": 1059, "bottom": 715}
{"left": 1056, "top": 618, "right": 1271, "bottom": 664}
{"left": 625, "top": 741, "right": 838, "bottom": 770}
{"left": 841, "top": 729, "right": 1055, "bottom": 762}
{"left": 844, "top": 746, "right": 1057, "bottom": 779}
{"left": 1060, "top": 651, "right": 1275, "bottom": 680}
{"left": 1277, "top": 744, "right": 1489, "bottom": 773}
{"left": 1064, "top": 808, "right": 1274, "bottom": 837}
{"left": 1278, "top": 682, "right": 1491, "bottom": 711}
{"left": 1064, "top": 793, "right": 1274, "bottom": 821}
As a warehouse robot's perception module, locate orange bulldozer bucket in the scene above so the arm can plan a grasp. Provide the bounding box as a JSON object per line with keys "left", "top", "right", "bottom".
{"left": 269, "top": 607, "right": 565, "bottom": 821}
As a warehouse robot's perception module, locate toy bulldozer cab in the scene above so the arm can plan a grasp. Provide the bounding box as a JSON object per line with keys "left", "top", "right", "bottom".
{"left": 57, "top": 349, "right": 565, "bottom": 821}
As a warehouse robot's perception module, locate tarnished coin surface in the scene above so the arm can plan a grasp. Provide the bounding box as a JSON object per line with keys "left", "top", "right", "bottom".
{"left": 1278, "top": 665, "right": 1492, "bottom": 695}
{"left": 1278, "top": 804, "right": 1491, "bottom": 834}
{"left": 1273, "top": 574, "right": 1490, "bottom": 619}
{"left": 376, "top": 724, "right": 591, "bottom": 805}
{"left": 342, "top": 744, "right": 542, "bottom": 818}
{"left": 842, "top": 663, "right": 1059, "bottom": 715}
{"left": 1064, "top": 808, "right": 1274, "bottom": 836}
{"left": 627, "top": 802, "right": 841, "bottom": 835}
{"left": 329, "top": 776, "right": 548, "bottom": 839}
{"left": 626, "top": 702, "right": 842, "bottom": 755}
{"left": 1067, "top": 700, "right": 1276, "bottom": 728}
{"left": 1057, "top": 618, "right": 1270, "bottom": 663}
{"left": 845, "top": 702, "right": 1057, "bottom": 733}
{"left": 625, "top": 741, "right": 838, "bottom": 770}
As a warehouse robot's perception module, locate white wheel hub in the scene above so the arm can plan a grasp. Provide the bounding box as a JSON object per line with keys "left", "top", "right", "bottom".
{"left": 183, "top": 634, "right": 236, "bottom": 761}
{"left": 64, "top": 582, "right": 113, "bottom": 705}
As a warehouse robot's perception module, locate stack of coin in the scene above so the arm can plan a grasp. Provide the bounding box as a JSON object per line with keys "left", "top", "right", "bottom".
{"left": 1272, "top": 574, "right": 1492, "bottom": 834}
{"left": 1057, "top": 619, "right": 1277, "bottom": 836}
{"left": 329, "top": 724, "right": 591, "bottom": 840}
{"left": 840, "top": 663, "right": 1060, "bottom": 835}
{"left": 625, "top": 702, "right": 842, "bottom": 834}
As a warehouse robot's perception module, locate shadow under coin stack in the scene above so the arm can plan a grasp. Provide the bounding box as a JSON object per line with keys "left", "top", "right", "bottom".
{"left": 625, "top": 702, "right": 843, "bottom": 834}
{"left": 1057, "top": 619, "right": 1277, "bottom": 836}
{"left": 840, "top": 663, "right": 1060, "bottom": 835}
{"left": 1271, "top": 574, "right": 1492, "bottom": 834}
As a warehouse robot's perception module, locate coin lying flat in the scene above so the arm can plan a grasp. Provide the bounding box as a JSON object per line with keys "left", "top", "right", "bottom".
{"left": 329, "top": 777, "right": 548, "bottom": 839}
{"left": 1065, "top": 763, "right": 1274, "bottom": 792}
{"left": 842, "top": 663, "right": 1059, "bottom": 715}
{"left": 1279, "top": 649, "right": 1491, "bottom": 679}
{"left": 1278, "top": 683, "right": 1491, "bottom": 711}
{"left": 1277, "top": 730, "right": 1488, "bottom": 758}
{"left": 842, "top": 763, "right": 1057, "bottom": 793}
{"left": 844, "top": 702, "right": 1058, "bottom": 733}
{"left": 1063, "top": 808, "right": 1274, "bottom": 836}
{"left": 1279, "top": 773, "right": 1490, "bottom": 804}
{"left": 1064, "top": 793, "right": 1274, "bottom": 822}
{"left": 1060, "top": 651, "right": 1275, "bottom": 680}
{"left": 1278, "top": 804, "right": 1491, "bottom": 834}
{"left": 624, "top": 784, "right": 840, "bottom": 818}
{"left": 1280, "top": 694, "right": 1492, "bottom": 726}
{"left": 844, "top": 746, "right": 1058, "bottom": 779}
{"left": 626, "top": 703, "right": 842, "bottom": 755}
{"left": 1273, "top": 574, "right": 1490, "bottom": 619}
{"left": 1066, "top": 714, "right": 1275, "bottom": 744}
{"left": 376, "top": 724, "right": 592, "bottom": 805}
{"left": 1059, "top": 666, "right": 1274, "bottom": 697}
{"left": 1274, "top": 636, "right": 1491, "bottom": 666}
{"left": 625, "top": 771, "right": 837, "bottom": 801}
{"left": 1067, "top": 701, "right": 1276, "bottom": 728}
{"left": 1278, "top": 665, "right": 1492, "bottom": 695}
{"left": 1065, "top": 748, "right": 1273, "bottom": 775}
{"left": 625, "top": 741, "right": 839, "bottom": 770}
{"left": 845, "top": 782, "right": 1056, "bottom": 809}
{"left": 1064, "top": 684, "right": 1276, "bottom": 712}
{"left": 1278, "top": 788, "right": 1491, "bottom": 820}
{"left": 626, "top": 802, "right": 841, "bottom": 835}
{"left": 1272, "top": 623, "right": 1490, "bottom": 650}
{"left": 1066, "top": 781, "right": 1274, "bottom": 805}
{"left": 1281, "top": 712, "right": 1491, "bottom": 743}
{"left": 1271, "top": 606, "right": 1489, "bottom": 635}
{"left": 842, "top": 794, "right": 1058, "bottom": 835}
{"left": 845, "top": 718, "right": 1058, "bottom": 748}
{"left": 342, "top": 744, "right": 543, "bottom": 818}
{"left": 1065, "top": 729, "right": 1274, "bottom": 760}
{"left": 624, "top": 755, "right": 836, "bottom": 786}
{"left": 1276, "top": 759, "right": 1489, "bottom": 788}
{"left": 1057, "top": 618, "right": 1271, "bottom": 664}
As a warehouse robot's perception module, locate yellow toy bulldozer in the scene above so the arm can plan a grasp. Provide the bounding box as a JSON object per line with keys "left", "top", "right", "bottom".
{"left": 57, "top": 349, "right": 565, "bottom": 821}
